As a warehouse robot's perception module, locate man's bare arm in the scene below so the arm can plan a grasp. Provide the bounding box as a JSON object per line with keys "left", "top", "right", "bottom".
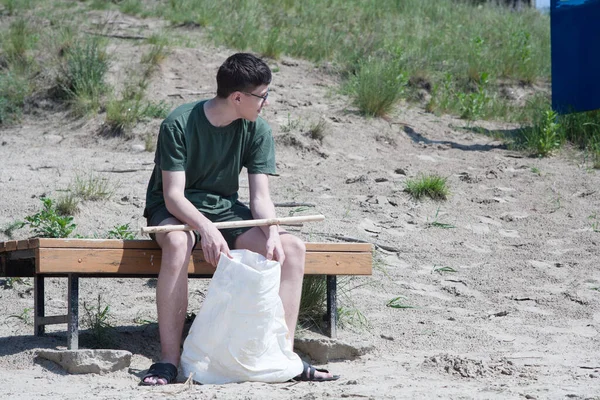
{"left": 162, "top": 170, "right": 231, "bottom": 265}
{"left": 162, "top": 170, "right": 205, "bottom": 229}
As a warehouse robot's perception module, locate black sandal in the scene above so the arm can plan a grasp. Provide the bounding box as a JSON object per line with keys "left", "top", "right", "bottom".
{"left": 293, "top": 360, "right": 340, "bottom": 382}
{"left": 139, "top": 362, "right": 178, "bottom": 386}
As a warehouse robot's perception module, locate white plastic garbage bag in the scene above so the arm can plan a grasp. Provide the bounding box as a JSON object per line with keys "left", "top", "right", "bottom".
{"left": 180, "top": 249, "right": 303, "bottom": 384}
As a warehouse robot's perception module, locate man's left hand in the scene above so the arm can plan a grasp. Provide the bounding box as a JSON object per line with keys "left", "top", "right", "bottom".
{"left": 266, "top": 231, "right": 285, "bottom": 265}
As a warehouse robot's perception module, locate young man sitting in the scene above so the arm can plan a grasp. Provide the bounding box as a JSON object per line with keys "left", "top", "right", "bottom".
{"left": 141, "top": 53, "right": 338, "bottom": 385}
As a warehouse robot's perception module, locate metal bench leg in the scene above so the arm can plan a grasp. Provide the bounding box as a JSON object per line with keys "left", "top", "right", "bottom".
{"left": 34, "top": 275, "right": 45, "bottom": 336}
{"left": 67, "top": 274, "right": 79, "bottom": 350}
{"left": 326, "top": 275, "right": 337, "bottom": 339}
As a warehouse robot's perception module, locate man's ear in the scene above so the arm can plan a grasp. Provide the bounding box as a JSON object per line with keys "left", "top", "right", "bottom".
{"left": 231, "top": 91, "right": 242, "bottom": 104}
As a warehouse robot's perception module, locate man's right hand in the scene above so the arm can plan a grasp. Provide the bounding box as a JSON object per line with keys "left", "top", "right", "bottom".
{"left": 198, "top": 222, "right": 232, "bottom": 267}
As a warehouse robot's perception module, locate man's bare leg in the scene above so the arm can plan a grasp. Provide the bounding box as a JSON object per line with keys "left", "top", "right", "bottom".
{"left": 234, "top": 228, "right": 334, "bottom": 379}
{"left": 143, "top": 217, "right": 194, "bottom": 385}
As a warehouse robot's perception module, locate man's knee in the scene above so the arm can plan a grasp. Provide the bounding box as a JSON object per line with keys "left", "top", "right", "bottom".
{"left": 283, "top": 234, "right": 306, "bottom": 257}
{"left": 282, "top": 234, "right": 306, "bottom": 274}
{"left": 158, "top": 231, "right": 194, "bottom": 261}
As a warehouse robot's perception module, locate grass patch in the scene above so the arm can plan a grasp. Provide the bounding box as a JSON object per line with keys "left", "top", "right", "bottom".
{"left": 560, "top": 109, "right": 600, "bottom": 166}
{"left": 0, "top": 71, "right": 30, "bottom": 125}
{"left": 2, "top": 221, "right": 25, "bottom": 239}
{"left": 261, "top": 27, "right": 284, "bottom": 59}
{"left": 427, "top": 207, "right": 455, "bottom": 229}
{"left": 140, "top": 43, "right": 169, "bottom": 75}
{"left": 7, "top": 307, "right": 32, "bottom": 324}
{"left": 280, "top": 114, "right": 304, "bottom": 133}
{"left": 298, "top": 276, "right": 327, "bottom": 328}
{"left": 404, "top": 174, "right": 449, "bottom": 201}
{"left": 520, "top": 109, "right": 562, "bottom": 157}
{"left": 386, "top": 296, "right": 415, "bottom": 309}
{"left": 144, "top": 132, "right": 156, "bottom": 152}
{"left": 348, "top": 57, "right": 407, "bottom": 117}
{"left": 1, "top": 1, "right": 596, "bottom": 158}
{"left": 514, "top": 96, "right": 600, "bottom": 159}
{"left": 19, "top": 197, "right": 76, "bottom": 238}
{"left": 432, "top": 266, "right": 457, "bottom": 274}
{"left": 4, "top": 18, "right": 38, "bottom": 66}
{"left": 56, "top": 192, "right": 80, "bottom": 216}
{"left": 118, "top": 0, "right": 143, "bottom": 15}
{"left": 1, "top": 0, "right": 38, "bottom": 15}
{"left": 101, "top": 41, "right": 170, "bottom": 137}
{"left": 305, "top": 118, "right": 328, "bottom": 142}
{"left": 458, "top": 72, "right": 491, "bottom": 121}
{"left": 103, "top": 97, "right": 170, "bottom": 137}
{"left": 107, "top": 223, "right": 135, "bottom": 240}
{"left": 138, "top": 0, "right": 548, "bottom": 119}
{"left": 298, "top": 275, "right": 366, "bottom": 332}
{"left": 57, "top": 37, "right": 109, "bottom": 115}
{"left": 337, "top": 306, "right": 369, "bottom": 330}
{"left": 72, "top": 172, "right": 115, "bottom": 201}
{"left": 82, "top": 294, "right": 115, "bottom": 348}
{"left": 589, "top": 214, "right": 600, "bottom": 233}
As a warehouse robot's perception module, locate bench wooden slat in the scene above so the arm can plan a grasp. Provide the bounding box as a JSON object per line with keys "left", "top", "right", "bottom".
{"left": 37, "top": 248, "right": 372, "bottom": 275}
{"left": 4, "top": 241, "right": 18, "bottom": 252}
{"left": 17, "top": 239, "right": 33, "bottom": 250}
{"left": 304, "top": 243, "right": 371, "bottom": 252}
{"left": 32, "top": 238, "right": 372, "bottom": 253}
{"left": 34, "top": 238, "right": 160, "bottom": 249}
{"left": 1, "top": 240, "right": 39, "bottom": 252}
{"left": 304, "top": 251, "right": 371, "bottom": 275}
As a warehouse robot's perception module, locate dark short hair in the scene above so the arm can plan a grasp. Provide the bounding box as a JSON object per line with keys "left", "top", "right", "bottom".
{"left": 216, "top": 53, "right": 272, "bottom": 98}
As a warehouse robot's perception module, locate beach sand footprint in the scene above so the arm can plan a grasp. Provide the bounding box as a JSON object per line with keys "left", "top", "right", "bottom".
{"left": 462, "top": 242, "right": 492, "bottom": 254}
{"left": 499, "top": 229, "right": 520, "bottom": 238}
{"left": 421, "top": 354, "right": 519, "bottom": 378}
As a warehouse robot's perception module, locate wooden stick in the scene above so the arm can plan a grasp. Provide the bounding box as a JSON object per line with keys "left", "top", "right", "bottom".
{"left": 141, "top": 215, "right": 325, "bottom": 235}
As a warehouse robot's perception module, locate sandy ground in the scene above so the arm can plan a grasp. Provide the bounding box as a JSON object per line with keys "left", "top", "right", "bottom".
{"left": 1, "top": 10, "right": 600, "bottom": 400}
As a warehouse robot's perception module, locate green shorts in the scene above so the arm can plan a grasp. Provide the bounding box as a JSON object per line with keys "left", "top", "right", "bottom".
{"left": 145, "top": 201, "right": 254, "bottom": 249}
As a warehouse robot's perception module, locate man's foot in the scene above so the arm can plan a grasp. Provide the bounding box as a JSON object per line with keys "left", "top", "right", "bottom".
{"left": 293, "top": 360, "right": 340, "bottom": 382}
{"left": 140, "top": 362, "right": 178, "bottom": 386}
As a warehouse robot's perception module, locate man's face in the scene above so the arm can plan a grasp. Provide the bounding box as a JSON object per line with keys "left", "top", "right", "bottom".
{"left": 239, "top": 85, "right": 269, "bottom": 121}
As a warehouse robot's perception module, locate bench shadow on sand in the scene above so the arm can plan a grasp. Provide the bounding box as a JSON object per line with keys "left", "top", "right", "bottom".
{"left": 1, "top": 323, "right": 165, "bottom": 358}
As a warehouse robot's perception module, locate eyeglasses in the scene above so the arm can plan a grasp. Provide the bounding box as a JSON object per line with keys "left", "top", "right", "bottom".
{"left": 242, "top": 89, "right": 269, "bottom": 105}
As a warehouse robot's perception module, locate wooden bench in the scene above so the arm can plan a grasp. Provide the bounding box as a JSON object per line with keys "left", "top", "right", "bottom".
{"left": 0, "top": 238, "right": 372, "bottom": 350}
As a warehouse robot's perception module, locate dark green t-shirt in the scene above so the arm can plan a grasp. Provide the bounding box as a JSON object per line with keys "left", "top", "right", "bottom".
{"left": 144, "top": 100, "right": 277, "bottom": 216}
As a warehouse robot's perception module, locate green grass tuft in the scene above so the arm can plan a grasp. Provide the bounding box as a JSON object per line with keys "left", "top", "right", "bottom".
{"left": 5, "top": 18, "right": 38, "bottom": 66}
{"left": 104, "top": 98, "right": 170, "bottom": 137}
{"left": 72, "top": 172, "right": 115, "bottom": 201}
{"left": 144, "top": 132, "right": 156, "bottom": 152}
{"left": 405, "top": 174, "right": 449, "bottom": 200}
{"left": 386, "top": 296, "right": 415, "bottom": 309}
{"left": 349, "top": 57, "right": 407, "bottom": 117}
{"left": 56, "top": 192, "right": 80, "bottom": 216}
{"left": 298, "top": 275, "right": 367, "bottom": 332}
{"left": 7, "top": 307, "right": 32, "bottom": 324}
{"left": 432, "top": 266, "right": 457, "bottom": 274}
{"left": 560, "top": 109, "right": 600, "bottom": 166}
{"left": 82, "top": 294, "right": 115, "bottom": 348}
{"left": 141, "top": 43, "right": 169, "bottom": 73}
{"left": 520, "top": 109, "right": 562, "bottom": 157}
{"left": 306, "top": 118, "right": 327, "bottom": 142}
{"left": 58, "top": 38, "right": 109, "bottom": 115}
{"left": 0, "top": 71, "right": 30, "bottom": 125}
{"left": 298, "top": 276, "right": 327, "bottom": 328}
